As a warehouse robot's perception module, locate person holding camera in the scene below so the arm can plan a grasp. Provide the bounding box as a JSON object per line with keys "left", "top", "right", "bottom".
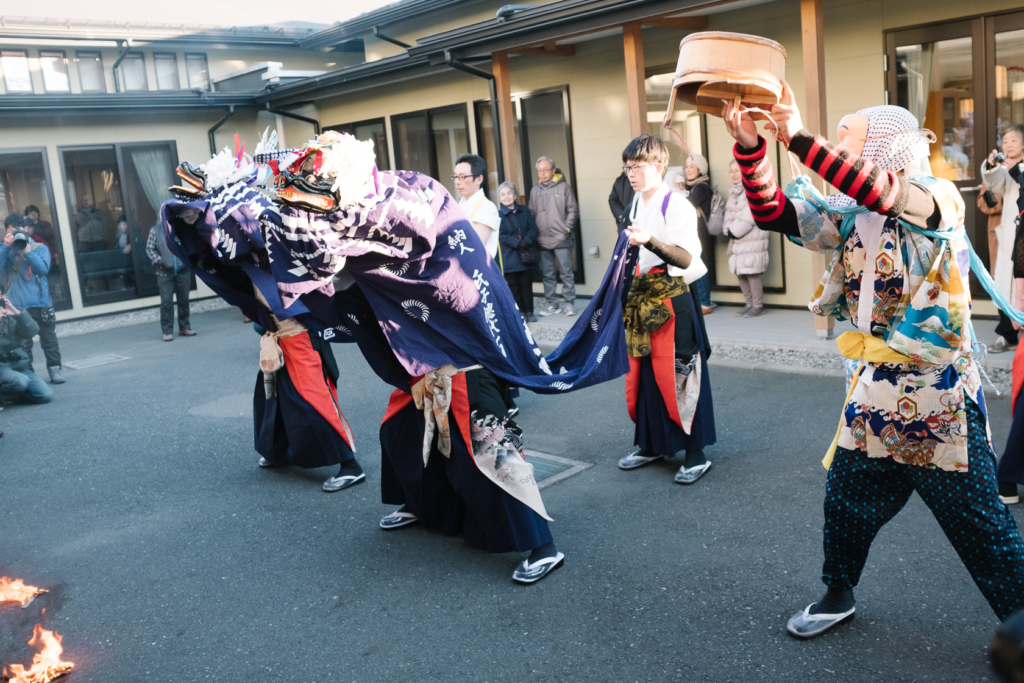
{"left": 497, "top": 181, "right": 539, "bottom": 322}
{"left": 1, "top": 215, "right": 63, "bottom": 384}
{"left": 0, "top": 292, "right": 52, "bottom": 405}
{"left": 982, "top": 124, "right": 1024, "bottom": 353}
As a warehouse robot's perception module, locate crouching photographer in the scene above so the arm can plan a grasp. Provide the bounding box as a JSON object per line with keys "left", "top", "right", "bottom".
{"left": 0, "top": 292, "right": 52, "bottom": 405}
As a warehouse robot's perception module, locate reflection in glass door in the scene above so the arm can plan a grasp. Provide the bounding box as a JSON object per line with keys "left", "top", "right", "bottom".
{"left": 887, "top": 19, "right": 989, "bottom": 296}
{"left": 390, "top": 105, "right": 470, "bottom": 185}
{"left": 896, "top": 37, "right": 976, "bottom": 181}
{"left": 995, "top": 24, "right": 1024, "bottom": 139}
{"left": 60, "top": 141, "right": 179, "bottom": 306}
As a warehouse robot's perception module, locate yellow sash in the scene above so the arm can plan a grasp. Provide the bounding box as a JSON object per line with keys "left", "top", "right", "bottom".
{"left": 823, "top": 331, "right": 914, "bottom": 469}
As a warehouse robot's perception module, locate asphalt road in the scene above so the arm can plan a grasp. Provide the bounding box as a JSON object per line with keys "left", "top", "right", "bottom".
{"left": 1, "top": 306, "right": 1019, "bottom": 683}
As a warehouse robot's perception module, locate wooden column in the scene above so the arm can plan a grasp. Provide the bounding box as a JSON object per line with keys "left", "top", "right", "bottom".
{"left": 800, "top": 0, "right": 834, "bottom": 339}
{"left": 623, "top": 22, "right": 648, "bottom": 139}
{"left": 491, "top": 51, "right": 519, "bottom": 188}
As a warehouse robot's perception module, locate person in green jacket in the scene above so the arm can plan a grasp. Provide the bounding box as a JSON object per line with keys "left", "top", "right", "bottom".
{"left": 0, "top": 293, "right": 52, "bottom": 404}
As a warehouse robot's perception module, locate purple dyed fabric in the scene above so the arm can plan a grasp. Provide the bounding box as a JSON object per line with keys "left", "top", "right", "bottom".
{"left": 162, "top": 170, "right": 637, "bottom": 394}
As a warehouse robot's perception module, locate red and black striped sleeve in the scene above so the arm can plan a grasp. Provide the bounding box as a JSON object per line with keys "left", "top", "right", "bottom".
{"left": 788, "top": 130, "right": 905, "bottom": 215}
{"left": 732, "top": 135, "right": 800, "bottom": 238}
{"left": 788, "top": 129, "right": 940, "bottom": 229}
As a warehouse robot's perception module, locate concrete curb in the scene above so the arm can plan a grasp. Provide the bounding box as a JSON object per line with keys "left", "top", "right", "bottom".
{"left": 55, "top": 298, "right": 232, "bottom": 339}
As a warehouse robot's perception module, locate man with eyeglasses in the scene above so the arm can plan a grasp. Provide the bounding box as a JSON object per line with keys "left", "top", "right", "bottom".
{"left": 529, "top": 156, "right": 579, "bottom": 316}
{"left": 452, "top": 154, "right": 501, "bottom": 261}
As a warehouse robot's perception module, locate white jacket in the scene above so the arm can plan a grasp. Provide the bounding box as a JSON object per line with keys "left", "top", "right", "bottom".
{"left": 629, "top": 182, "right": 708, "bottom": 284}
{"left": 980, "top": 161, "right": 1020, "bottom": 299}
{"left": 723, "top": 182, "right": 769, "bottom": 275}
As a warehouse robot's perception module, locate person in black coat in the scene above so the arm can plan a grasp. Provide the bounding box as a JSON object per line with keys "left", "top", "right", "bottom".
{"left": 608, "top": 171, "right": 635, "bottom": 233}
{"left": 497, "top": 181, "right": 539, "bottom": 322}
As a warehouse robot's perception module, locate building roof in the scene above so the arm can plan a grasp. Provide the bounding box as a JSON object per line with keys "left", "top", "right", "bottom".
{"left": 299, "top": 0, "right": 466, "bottom": 50}
{"left": 0, "top": 15, "right": 326, "bottom": 46}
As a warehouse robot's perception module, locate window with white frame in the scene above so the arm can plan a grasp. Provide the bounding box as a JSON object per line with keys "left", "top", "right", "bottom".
{"left": 1, "top": 51, "right": 32, "bottom": 93}
{"left": 39, "top": 51, "right": 70, "bottom": 92}
{"left": 76, "top": 51, "right": 105, "bottom": 92}
{"left": 184, "top": 53, "right": 209, "bottom": 90}
{"left": 153, "top": 53, "right": 179, "bottom": 90}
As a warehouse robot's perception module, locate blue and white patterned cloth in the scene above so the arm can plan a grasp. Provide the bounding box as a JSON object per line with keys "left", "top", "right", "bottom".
{"left": 161, "top": 170, "right": 638, "bottom": 394}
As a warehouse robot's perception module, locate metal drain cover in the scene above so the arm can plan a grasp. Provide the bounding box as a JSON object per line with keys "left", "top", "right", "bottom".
{"left": 64, "top": 354, "right": 130, "bottom": 369}
{"left": 525, "top": 450, "right": 592, "bottom": 488}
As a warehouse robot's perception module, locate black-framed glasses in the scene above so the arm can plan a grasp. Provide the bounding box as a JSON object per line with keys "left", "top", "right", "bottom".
{"left": 451, "top": 174, "right": 474, "bottom": 181}
{"left": 622, "top": 164, "right": 652, "bottom": 174}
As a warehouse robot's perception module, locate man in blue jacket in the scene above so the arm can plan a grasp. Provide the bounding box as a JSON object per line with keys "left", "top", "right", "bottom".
{"left": 1, "top": 215, "right": 64, "bottom": 384}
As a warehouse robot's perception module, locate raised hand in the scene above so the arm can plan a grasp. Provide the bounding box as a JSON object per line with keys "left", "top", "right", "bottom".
{"left": 768, "top": 79, "right": 803, "bottom": 146}
{"left": 722, "top": 100, "right": 758, "bottom": 149}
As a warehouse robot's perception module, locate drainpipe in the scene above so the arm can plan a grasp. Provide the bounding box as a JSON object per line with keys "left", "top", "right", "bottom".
{"left": 444, "top": 50, "right": 505, "bottom": 184}
{"left": 266, "top": 103, "right": 320, "bottom": 136}
{"left": 372, "top": 26, "right": 411, "bottom": 49}
{"left": 111, "top": 39, "right": 131, "bottom": 94}
{"left": 208, "top": 105, "right": 236, "bottom": 156}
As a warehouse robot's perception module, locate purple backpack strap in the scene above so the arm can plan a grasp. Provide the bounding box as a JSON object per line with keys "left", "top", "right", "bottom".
{"left": 660, "top": 192, "right": 672, "bottom": 221}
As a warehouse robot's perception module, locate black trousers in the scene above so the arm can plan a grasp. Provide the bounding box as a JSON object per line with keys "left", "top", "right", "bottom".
{"left": 822, "top": 397, "right": 1024, "bottom": 620}
{"left": 996, "top": 309, "right": 1020, "bottom": 345}
{"left": 504, "top": 268, "right": 534, "bottom": 315}
{"left": 157, "top": 270, "right": 192, "bottom": 335}
{"left": 24, "top": 307, "right": 61, "bottom": 369}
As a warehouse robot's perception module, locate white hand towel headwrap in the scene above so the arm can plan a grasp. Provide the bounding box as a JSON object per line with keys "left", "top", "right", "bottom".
{"left": 826, "top": 105, "right": 935, "bottom": 211}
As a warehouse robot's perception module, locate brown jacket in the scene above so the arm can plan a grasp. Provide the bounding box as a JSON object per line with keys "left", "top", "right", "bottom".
{"left": 528, "top": 173, "right": 578, "bottom": 250}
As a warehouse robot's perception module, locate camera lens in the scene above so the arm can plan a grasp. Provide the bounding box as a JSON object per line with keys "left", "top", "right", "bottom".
{"left": 995, "top": 152, "right": 1008, "bottom": 164}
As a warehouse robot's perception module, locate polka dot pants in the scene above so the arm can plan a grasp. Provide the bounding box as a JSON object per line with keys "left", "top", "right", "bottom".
{"left": 822, "top": 397, "right": 1024, "bottom": 620}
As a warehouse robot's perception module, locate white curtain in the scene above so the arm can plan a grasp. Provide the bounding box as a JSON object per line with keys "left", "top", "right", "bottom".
{"left": 129, "top": 147, "right": 174, "bottom": 213}
{"left": 903, "top": 44, "right": 934, "bottom": 128}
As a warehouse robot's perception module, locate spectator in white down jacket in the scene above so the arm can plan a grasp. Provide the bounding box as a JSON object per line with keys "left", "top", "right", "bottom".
{"left": 724, "top": 159, "right": 769, "bottom": 317}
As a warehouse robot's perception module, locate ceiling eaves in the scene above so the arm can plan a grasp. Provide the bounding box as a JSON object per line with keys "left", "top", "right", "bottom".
{"left": 408, "top": 0, "right": 754, "bottom": 59}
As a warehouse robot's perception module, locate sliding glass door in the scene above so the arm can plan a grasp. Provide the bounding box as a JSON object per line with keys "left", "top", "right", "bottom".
{"left": 59, "top": 141, "right": 180, "bottom": 306}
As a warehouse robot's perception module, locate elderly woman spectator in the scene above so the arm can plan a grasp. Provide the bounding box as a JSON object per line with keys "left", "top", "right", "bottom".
{"left": 723, "top": 159, "right": 769, "bottom": 317}
{"left": 497, "top": 181, "right": 539, "bottom": 322}
{"left": 981, "top": 124, "right": 1024, "bottom": 353}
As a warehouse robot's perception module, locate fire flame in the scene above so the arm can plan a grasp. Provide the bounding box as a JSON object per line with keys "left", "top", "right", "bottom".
{"left": 3, "top": 622, "right": 74, "bottom": 683}
{"left": 0, "top": 577, "right": 47, "bottom": 608}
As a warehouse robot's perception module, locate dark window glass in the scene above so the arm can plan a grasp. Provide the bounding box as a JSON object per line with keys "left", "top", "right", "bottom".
{"left": 328, "top": 118, "right": 390, "bottom": 170}
{"left": 473, "top": 102, "right": 502, "bottom": 204}
{"left": 391, "top": 105, "right": 470, "bottom": 184}
{"left": 61, "top": 142, "right": 179, "bottom": 305}
{"left": 392, "top": 113, "right": 431, "bottom": 175}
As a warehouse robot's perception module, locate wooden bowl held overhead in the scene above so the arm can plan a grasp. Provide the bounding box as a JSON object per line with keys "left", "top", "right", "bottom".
{"left": 663, "top": 31, "right": 787, "bottom": 125}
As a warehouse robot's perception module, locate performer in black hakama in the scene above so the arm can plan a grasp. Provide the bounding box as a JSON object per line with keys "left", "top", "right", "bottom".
{"left": 615, "top": 135, "right": 717, "bottom": 484}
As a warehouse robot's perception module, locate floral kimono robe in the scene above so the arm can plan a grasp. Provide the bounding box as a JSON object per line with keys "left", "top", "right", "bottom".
{"left": 790, "top": 175, "right": 984, "bottom": 471}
